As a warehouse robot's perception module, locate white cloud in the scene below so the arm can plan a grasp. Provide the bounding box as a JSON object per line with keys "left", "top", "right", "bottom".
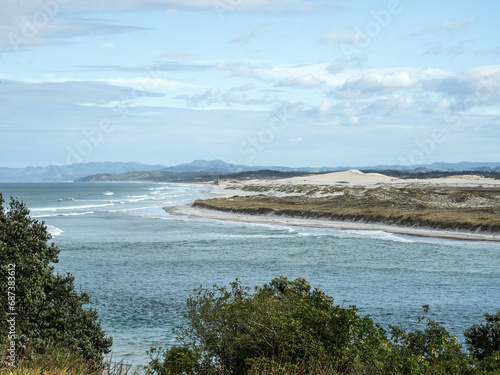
{"left": 415, "top": 17, "right": 477, "bottom": 36}
{"left": 223, "top": 92, "right": 247, "bottom": 104}
{"left": 230, "top": 22, "right": 271, "bottom": 45}
{"left": 317, "top": 100, "right": 333, "bottom": 115}
{"left": 364, "top": 95, "right": 415, "bottom": 115}
{"left": 228, "top": 83, "right": 256, "bottom": 92}
{"left": 344, "top": 116, "right": 359, "bottom": 125}
{"left": 425, "top": 65, "right": 500, "bottom": 102}
{"left": 474, "top": 47, "right": 500, "bottom": 57}
{"left": 160, "top": 52, "right": 198, "bottom": 59}
{"left": 100, "top": 77, "right": 191, "bottom": 89}
{"left": 0, "top": 80, "right": 163, "bottom": 123}
{"left": 335, "top": 71, "right": 418, "bottom": 98}
{"left": 74, "top": 61, "right": 214, "bottom": 73}
{"left": 307, "top": 100, "right": 334, "bottom": 122}
{"left": 0, "top": 0, "right": 320, "bottom": 16}
{"left": 326, "top": 61, "right": 349, "bottom": 74}
{"left": 0, "top": 1, "right": 329, "bottom": 51}
{"left": 175, "top": 87, "right": 220, "bottom": 106}
{"left": 276, "top": 74, "right": 325, "bottom": 89}
{"left": 216, "top": 60, "right": 264, "bottom": 79}
{"left": 424, "top": 42, "right": 464, "bottom": 58}
{"left": 319, "top": 28, "right": 366, "bottom": 44}
{"left": 17, "top": 76, "right": 192, "bottom": 92}
{"left": 0, "top": 8, "right": 148, "bottom": 51}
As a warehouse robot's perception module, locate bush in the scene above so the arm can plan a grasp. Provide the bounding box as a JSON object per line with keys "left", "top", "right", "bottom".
{"left": 149, "top": 279, "right": 500, "bottom": 374}
{"left": 388, "top": 306, "right": 473, "bottom": 374}
{"left": 153, "top": 277, "right": 388, "bottom": 374}
{"left": 0, "top": 194, "right": 112, "bottom": 364}
{"left": 146, "top": 346, "right": 201, "bottom": 375}
{"left": 465, "top": 310, "right": 500, "bottom": 360}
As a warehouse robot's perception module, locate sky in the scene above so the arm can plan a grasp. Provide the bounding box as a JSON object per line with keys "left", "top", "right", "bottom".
{"left": 0, "top": 0, "right": 499, "bottom": 168}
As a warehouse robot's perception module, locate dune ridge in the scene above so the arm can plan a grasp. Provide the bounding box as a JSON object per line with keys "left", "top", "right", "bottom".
{"left": 165, "top": 170, "right": 500, "bottom": 241}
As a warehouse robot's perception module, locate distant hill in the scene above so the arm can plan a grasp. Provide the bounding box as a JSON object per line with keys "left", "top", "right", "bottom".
{"left": 162, "top": 159, "right": 252, "bottom": 173}
{"left": 75, "top": 169, "right": 314, "bottom": 183}
{"left": 162, "top": 159, "right": 335, "bottom": 173}
{"left": 0, "top": 162, "right": 166, "bottom": 182}
{"left": 1, "top": 160, "right": 500, "bottom": 182}
{"left": 362, "top": 161, "right": 500, "bottom": 172}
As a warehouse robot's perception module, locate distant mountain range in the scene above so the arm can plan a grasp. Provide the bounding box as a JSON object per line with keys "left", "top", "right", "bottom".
{"left": 0, "top": 162, "right": 165, "bottom": 182}
{"left": 1, "top": 160, "right": 500, "bottom": 182}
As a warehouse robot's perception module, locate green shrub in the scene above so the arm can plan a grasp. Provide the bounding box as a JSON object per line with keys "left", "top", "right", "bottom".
{"left": 0, "top": 194, "right": 112, "bottom": 364}
{"left": 465, "top": 310, "right": 500, "bottom": 360}
{"left": 387, "top": 306, "right": 474, "bottom": 374}
{"left": 153, "top": 277, "right": 388, "bottom": 374}
{"left": 146, "top": 346, "right": 201, "bottom": 375}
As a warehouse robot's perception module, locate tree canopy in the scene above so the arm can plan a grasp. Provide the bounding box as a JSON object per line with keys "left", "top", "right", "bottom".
{"left": 0, "top": 193, "right": 112, "bottom": 362}
{"left": 465, "top": 310, "right": 500, "bottom": 360}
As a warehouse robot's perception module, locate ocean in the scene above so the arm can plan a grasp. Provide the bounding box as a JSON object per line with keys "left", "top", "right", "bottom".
{"left": 1, "top": 182, "right": 499, "bottom": 365}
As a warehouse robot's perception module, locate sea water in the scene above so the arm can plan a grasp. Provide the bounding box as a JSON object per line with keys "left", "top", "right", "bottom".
{"left": 0, "top": 182, "right": 499, "bottom": 365}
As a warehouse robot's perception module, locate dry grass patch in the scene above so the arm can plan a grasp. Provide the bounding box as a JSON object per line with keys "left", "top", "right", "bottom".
{"left": 194, "top": 186, "right": 500, "bottom": 233}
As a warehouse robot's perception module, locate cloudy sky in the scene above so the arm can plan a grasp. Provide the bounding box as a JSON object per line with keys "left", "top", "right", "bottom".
{"left": 1, "top": 0, "right": 499, "bottom": 168}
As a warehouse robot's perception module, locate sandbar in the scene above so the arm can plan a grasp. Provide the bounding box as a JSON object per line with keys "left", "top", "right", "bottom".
{"left": 164, "top": 170, "right": 500, "bottom": 242}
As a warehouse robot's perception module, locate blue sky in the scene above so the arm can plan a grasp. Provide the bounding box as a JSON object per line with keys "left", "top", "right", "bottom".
{"left": 1, "top": 0, "right": 499, "bottom": 168}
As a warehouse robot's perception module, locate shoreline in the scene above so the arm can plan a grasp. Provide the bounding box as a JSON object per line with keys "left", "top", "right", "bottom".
{"left": 164, "top": 171, "right": 500, "bottom": 242}
{"left": 164, "top": 204, "right": 500, "bottom": 242}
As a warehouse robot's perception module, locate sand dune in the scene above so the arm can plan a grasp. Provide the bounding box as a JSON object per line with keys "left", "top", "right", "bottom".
{"left": 275, "top": 169, "right": 398, "bottom": 186}
{"left": 165, "top": 170, "right": 500, "bottom": 242}
{"left": 240, "top": 169, "right": 500, "bottom": 188}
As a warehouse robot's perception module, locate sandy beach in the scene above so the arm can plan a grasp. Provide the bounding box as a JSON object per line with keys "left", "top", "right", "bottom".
{"left": 165, "top": 170, "right": 500, "bottom": 242}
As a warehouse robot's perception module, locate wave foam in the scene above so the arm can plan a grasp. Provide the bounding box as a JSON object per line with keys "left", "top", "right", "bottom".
{"left": 32, "top": 203, "right": 114, "bottom": 213}
{"left": 346, "top": 230, "right": 415, "bottom": 243}
{"left": 33, "top": 211, "right": 94, "bottom": 218}
{"left": 47, "top": 225, "right": 64, "bottom": 236}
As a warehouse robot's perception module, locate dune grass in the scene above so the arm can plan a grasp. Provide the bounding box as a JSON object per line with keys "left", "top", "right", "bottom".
{"left": 0, "top": 346, "right": 143, "bottom": 375}
{"left": 194, "top": 186, "right": 500, "bottom": 233}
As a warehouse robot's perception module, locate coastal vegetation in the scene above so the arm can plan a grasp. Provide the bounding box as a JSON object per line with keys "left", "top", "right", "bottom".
{"left": 145, "top": 277, "right": 500, "bottom": 374}
{"left": 193, "top": 185, "right": 500, "bottom": 234}
{"left": 0, "top": 194, "right": 112, "bottom": 371}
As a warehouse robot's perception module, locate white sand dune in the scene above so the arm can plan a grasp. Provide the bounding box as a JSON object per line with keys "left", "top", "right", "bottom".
{"left": 276, "top": 169, "right": 398, "bottom": 186}
{"left": 243, "top": 169, "right": 500, "bottom": 188}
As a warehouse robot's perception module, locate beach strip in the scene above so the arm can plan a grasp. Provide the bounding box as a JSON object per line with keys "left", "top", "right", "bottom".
{"left": 164, "top": 204, "right": 500, "bottom": 242}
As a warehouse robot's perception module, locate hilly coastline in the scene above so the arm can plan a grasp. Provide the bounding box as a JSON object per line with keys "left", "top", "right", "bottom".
{"left": 3, "top": 159, "right": 500, "bottom": 182}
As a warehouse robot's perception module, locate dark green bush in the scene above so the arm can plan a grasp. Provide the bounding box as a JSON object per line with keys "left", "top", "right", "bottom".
{"left": 465, "top": 310, "right": 500, "bottom": 360}
{"left": 149, "top": 279, "right": 500, "bottom": 374}
{"left": 152, "top": 277, "right": 387, "bottom": 374}
{"left": 387, "top": 306, "right": 473, "bottom": 374}
{"left": 0, "top": 194, "right": 112, "bottom": 363}
{"left": 146, "top": 346, "right": 201, "bottom": 375}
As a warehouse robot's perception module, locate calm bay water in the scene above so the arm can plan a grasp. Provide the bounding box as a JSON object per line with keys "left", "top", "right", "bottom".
{"left": 1, "top": 182, "right": 499, "bottom": 365}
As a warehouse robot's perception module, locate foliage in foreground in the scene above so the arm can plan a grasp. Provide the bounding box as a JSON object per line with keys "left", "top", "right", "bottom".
{"left": 0, "top": 194, "right": 112, "bottom": 364}
{"left": 0, "top": 344, "right": 141, "bottom": 375}
{"left": 146, "top": 277, "right": 500, "bottom": 375}
{"left": 465, "top": 310, "right": 500, "bottom": 360}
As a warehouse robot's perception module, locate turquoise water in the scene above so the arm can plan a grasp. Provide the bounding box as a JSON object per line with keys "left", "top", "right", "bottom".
{"left": 1, "top": 182, "right": 499, "bottom": 365}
